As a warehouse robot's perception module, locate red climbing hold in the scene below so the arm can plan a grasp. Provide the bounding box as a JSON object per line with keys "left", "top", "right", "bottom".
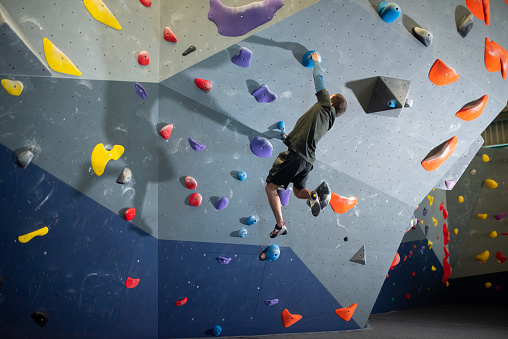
{"left": 406, "top": 294, "right": 410, "bottom": 300}
{"left": 126, "top": 277, "right": 140, "bottom": 288}
{"left": 139, "top": 0, "right": 151, "bottom": 7}
{"left": 443, "top": 247, "right": 452, "bottom": 284}
{"left": 125, "top": 208, "right": 136, "bottom": 221}
{"left": 443, "top": 223, "right": 450, "bottom": 246}
{"left": 428, "top": 59, "right": 459, "bottom": 86}
{"left": 163, "top": 27, "right": 177, "bottom": 42}
{"left": 496, "top": 251, "right": 507, "bottom": 263}
{"left": 334, "top": 303, "right": 357, "bottom": 321}
{"left": 281, "top": 309, "right": 302, "bottom": 328}
{"left": 189, "top": 193, "right": 202, "bottom": 206}
{"left": 159, "top": 124, "right": 173, "bottom": 139}
{"left": 138, "top": 51, "right": 150, "bottom": 66}
{"left": 411, "top": 272, "right": 416, "bottom": 277}
{"left": 439, "top": 201, "right": 444, "bottom": 211}
{"left": 175, "top": 297, "right": 188, "bottom": 306}
{"left": 184, "top": 176, "right": 197, "bottom": 189}
{"left": 390, "top": 252, "right": 400, "bottom": 269}
{"left": 194, "top": 78, "right": 212, "bottom": 92}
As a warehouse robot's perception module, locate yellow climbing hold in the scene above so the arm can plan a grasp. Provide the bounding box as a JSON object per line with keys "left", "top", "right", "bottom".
{"left": 458, "top": 196, "right": 464, "bottom": 203}
{"left": 91, "top": 143, "right": 124, "bottom": 176}
{"left": 482, "top": 154, "right": 490, "bottom": 162}
{"left": 432, "top": 217, "right": 438, "bottom": 227}
{"left": 477, "top": 214, "right": 487, "bottom": 219}
{"left": 83, "top": 0, "right": 122, "bottom": 30}
{"left": 1, "top": 79, "right": 23, "bottom": 96}
{"left": 428, "top": 240, "right": 433, "bottom": 249}
{"left": 18, "top": 226, "right": 49, "bottom": 243}
{"left": 485, "top": 179, "right": 498, "bottom": 189}
{"left": 454, "top": 228, "right": 458, "bottom": 235}
{"left": 431, "top": 266, "right": 436, "bottom": 271}
{"left": 432, "top": 188, "right": 435, "bottom": 191}
{"left": 489, "top": 231, "right": 498, "bottom": 238}
{"left": 427, "top": 195, "right": 434, "bottom": 206}
{"left": 43, "top": 38, "right": 82, "bottom": 76}
{"left": 485, "top": 282, "right": 492, "bottom": 288}
{"left": 476, "top": 250, "right": 489, "bottom": 263}
{"left": 446, "top": 281, "right": 449, "bottom": 287}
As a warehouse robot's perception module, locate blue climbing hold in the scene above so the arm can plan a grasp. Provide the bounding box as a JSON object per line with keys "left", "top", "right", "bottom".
{"left": 277, "top": 120, "right": 286, "bottom": 134}
{"left": 250, "top": 136, "right": 273, "bottom": 158}
{"left": 238, "top": 227, "right": 247, "bottom": 237}
{"left": 263, "top": 244, "right": 280, "bottom": 261}
{"left": 277, "top": 187, "right": 292, "bottom": 206}
{"left": 231, "top": 47, "right": 252, "bottom": 67}
{"left": 246, "top": 215, "right": 258, "bottom": 225}
{"left": 302, "top": 50, "right": 316, "bottom": 68}
{"left": 264, "top": 298, "right": 279, "bottom": 306}
{"left": 251, "top": 84, "right": 277, "bottom": 103}
{"left": 214, "top": 197, "right": 229, "bottom": 211}
{"left": 213, "top": 325, "right": 222, "bottom": 336}
{"left": 378, "top": 2, "right": 401, "bottom": 23}
{"left": 387, "top": 99, "right": 397, "bottom": 108}
{"left": 135, "top": 82, "right": 148, "bottom": 99}
{"left": 237, "top": 170, "right": 247, "bottom": 181}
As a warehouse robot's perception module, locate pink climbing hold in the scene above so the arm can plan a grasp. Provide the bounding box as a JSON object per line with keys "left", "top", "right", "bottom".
{"left": 189, "top": 193, "right": 202, "bottom": 206}
{"left": 195, "top": 78, "right": 212, "bottom": 92}
{"left": 138, "top": 51, "right": 150, "bottom": 66}
{"left": 126, "top": 277, "right": 140, "bottom": 288}
{"left": 125, "top": 208, "right": 136, "bottom": 221}
{"left": 159, "top": 124, "right": 173, "bottom": 139}
{"left": 185, "top": 176, "right": 197, "bottom": 189}
{"left": 163, "top": 27, "right": 177, "bottom": 42}
{"left": 494, "top": 212, "right": 507, "bottom": 221}
{"left": 445, "top": 180, "right": 456, "bottom": 189}
{"left": 139, "top": 0, "right": 151, "bottom": 7}
{"left": 175, "top": 297, "right": 187, "bottom": 306}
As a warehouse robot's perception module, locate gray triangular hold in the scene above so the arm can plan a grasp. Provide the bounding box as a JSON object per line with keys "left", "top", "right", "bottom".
{"left": 350, "top": 245, "right": 366, "bottom": 265}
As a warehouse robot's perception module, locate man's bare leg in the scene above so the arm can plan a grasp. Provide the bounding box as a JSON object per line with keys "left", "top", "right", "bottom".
{"left": 265, "top": 183, "right": 284, "bottom": 227}
{"left": 293, "top": 187, "right": 310, "bottom": 200}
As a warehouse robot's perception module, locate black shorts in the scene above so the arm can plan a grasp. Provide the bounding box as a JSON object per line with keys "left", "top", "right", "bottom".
{"left": 266, "top": 149, "right": 313, "bottom": 190}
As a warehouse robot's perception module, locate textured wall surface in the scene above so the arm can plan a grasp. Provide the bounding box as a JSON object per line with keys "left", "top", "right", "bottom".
{"left": 1, "top": 0, "right": 508, "bottom": 337}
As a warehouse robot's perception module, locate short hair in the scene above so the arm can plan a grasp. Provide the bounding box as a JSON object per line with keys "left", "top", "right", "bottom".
{"left": 331, "top": 94, "right": 347, "bottom": 117}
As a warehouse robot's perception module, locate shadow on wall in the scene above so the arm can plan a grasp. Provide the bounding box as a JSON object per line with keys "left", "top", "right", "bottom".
{"left": 244, "top": 35, "right": 309, "bottom": 66}
{"left": 345, "top": 77, "right": 379, "bottom": 113}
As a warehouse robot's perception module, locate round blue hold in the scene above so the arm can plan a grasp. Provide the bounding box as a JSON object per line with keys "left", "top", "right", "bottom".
{"left": 246, "top": 215, "right": 258, "bottom": 226}
{"left": 302, "top": 50, "right": 316, "bottom": 68}
{"left": 238, "top": 228, "right": 248, "bottom": 238}
{"left": 265, "top": 244, "right": 280, "bottom": 261}
{"left": 378, "top": 2, "right": 401, "bottom": 23}
{"left": 213, "top": 325, "right": 222, "bottom": 336}
{"left": 387, "top": 99, "right": 397, "bottom": 108}
{"left": 237, "top": 171, "right": 247, "bottom": 181}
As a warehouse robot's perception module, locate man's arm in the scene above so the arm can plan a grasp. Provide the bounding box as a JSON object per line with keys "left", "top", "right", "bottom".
{"left": 311, "top": 52, "right": 325, "bottom": 93}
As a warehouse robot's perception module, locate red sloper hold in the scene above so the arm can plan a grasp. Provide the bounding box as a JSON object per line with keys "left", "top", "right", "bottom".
{"left": 125, "top": 208, "right": 136, "bottom": 221}
{"left": 189, "top": 193, "right": 202, "bottom": 206}
{"left": 163, "top": 27, "right": 177, "bottom": 42}
{"left": 443, "top": 246, "right": 452, "bottom": 284}
{"left": 184, "top": 176, "right": 197, "bottom": 189}
{"left": 496, "top": 251, "right": 507, "bottom": 263}
{"left": 443, "top": 223, "right": 450, "bottom": 246}
{"left": 138, "top": 51, "right": 150, "bottom": 66}
{"left": 159, "top": 124, "right": 174, "bottom": 139}
{"left": 140, "top": 0, "right": 152, "bottom": 7}
{"left": 126, "top": 277, "right": 140, "bottom": 288}
{"left": 175, "top": 297, "right": 188, "bottom": 306}
{"left": 195, "top": 78, "right": 212, "bottom": 91}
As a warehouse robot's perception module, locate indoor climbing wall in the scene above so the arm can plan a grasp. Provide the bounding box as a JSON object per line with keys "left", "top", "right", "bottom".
{"left": 1, "top": 0, "right": 508, "bottom": 338}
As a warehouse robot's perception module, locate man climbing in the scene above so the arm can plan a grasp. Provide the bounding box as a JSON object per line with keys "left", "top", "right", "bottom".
{"left": 265, "top": 51, "right": 347, "bottom": 238}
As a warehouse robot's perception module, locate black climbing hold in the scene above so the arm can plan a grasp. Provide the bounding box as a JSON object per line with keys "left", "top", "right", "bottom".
{"left": 366, "top": 76, "right": 411, "bottom": 117}
{"left": 16, "top": 147, "right": 36, "bottom": 169}
{"left": 182, "top": 45, "right": 196, "bottom": 56}
{"left": 457, "top": 13, "right": 474, "bottom": 38}
{"left": 31, "top": 311, "right": 49, "bottom": 327}
{"left": 412, "top": 27, "right": 433, "bottom": 47}
{"left": 344, "top": 236, "right": 348, "bottom": 242}
{"left": 350, "top": 245, "right": 366, "bottom": 265}
{"left": 116, "top": 167, "right": 132, "bottom": 184}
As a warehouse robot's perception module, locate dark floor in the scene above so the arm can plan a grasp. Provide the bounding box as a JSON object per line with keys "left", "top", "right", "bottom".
{"left": 220, "top": 304, "right": 508, "bottom": 339}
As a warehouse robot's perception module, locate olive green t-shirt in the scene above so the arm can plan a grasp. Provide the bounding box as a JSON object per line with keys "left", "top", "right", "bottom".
{"left": 283, "top": 89, "right": 336, "bottom": 164}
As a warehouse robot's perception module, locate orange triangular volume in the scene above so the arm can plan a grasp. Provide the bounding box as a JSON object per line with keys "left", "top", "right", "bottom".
{"left": 483, "top": 0, "right": 490, "bottom": 26}
{"left": 491, "top": 41, "right": 508, "bottom": 80}
{"left": 455, "top": 95, "right": 489, "bottom": 121}
{"left": 330, "top": 193, "right": 358, "bottom": 214}
{"left": 421, "top": 136, "right": 458, "bottom": 172}
{"left": 467, "top": 0, "right": 485, "bottom": 20}
{"left": 485, "top": 38, "right": 501, "bottom": 72}
{"left": 429, "top": 59, "right": 459, "bottom": 86}
{"left": 335, "top": 303, "right": 358, "bottom": 321}
{"left": 281, "top": 309, "right": 302, "bottom": 328}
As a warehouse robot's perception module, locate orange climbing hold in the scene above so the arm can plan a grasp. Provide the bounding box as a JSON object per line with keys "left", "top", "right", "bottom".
{"left": 329, "top": 193, "right": 358, "bottom": 214}
{"left": 421, "top": 136, "right": 458, "bottom": 172}
{"left": 390, "top": 252, "right": 400, "bottom": 269}
{"left": 281, "top": 309, "right": 302, "bottom": 328}
{"left": 491, "top": 41, "right": 508, "bottom": 80}
{"left": 429, "top": 59, "right": 459, "bottom": 86}
{"left": 335, "top": 303, "right": 357, "bottom": 321}
{"left": 455, "top": 95, "right": 489, "bottom": 121}
{"left": 467, "top": 0, "right": 490, "bottom": 25}
{"left": 485, "top": 38, "right": 501, "bottom": 72}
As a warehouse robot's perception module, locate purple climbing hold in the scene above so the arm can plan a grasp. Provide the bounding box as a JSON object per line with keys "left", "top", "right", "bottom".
{"left": 214, "top": 197, "right": 229, "bottom": 211}
{"left": 188, "top": 137, "right": 206, "bottom": 151}
{"left": 217, "top": 256, "right": 231, "bottom": 264}
{"left": 250, "top": 136, "right": 273, "bottom": 158}
{"left": 422, "top": 265, "right": 427, "bottom": 271}
{"left": 495, "top": 212, "right": 507, "bottom": 221}
{"left": 135, "top": 82, "right": 148, "bottom": 99}
{"left": 445, "top": 180, "right": 456, "bottom": 189}
{"left": 251, "top": 84, "right": 277, "bottom": 103}
{"left": 231, "top": 47, "right": 252, "bottom": 67}
{"left": 264, "top": 299, "right": 279, "bottom": 306}
{"left": 277, "top": 187, "right": 292, "bottom": 206}
{"left": 208, "top": 0, "right": 284, "bottom": 37}
{"left": 425, "top": 225, "right": 429, "bottom": 236}
{"left": 420, "top": 246, "right": 425, "bottom": 254}
{"left": 423, "top": 207, "right": 428, "bottom": 216}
